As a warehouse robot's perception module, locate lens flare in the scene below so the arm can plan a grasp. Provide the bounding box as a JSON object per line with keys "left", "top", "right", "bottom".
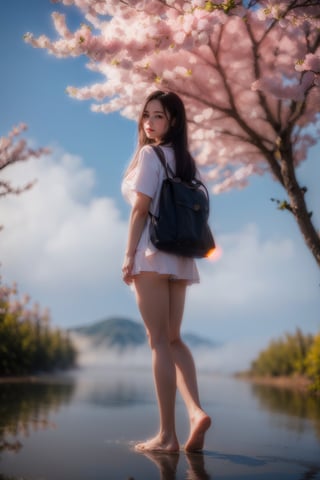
{"left": 206, "top": 244, "right": 222, "bottom": 262}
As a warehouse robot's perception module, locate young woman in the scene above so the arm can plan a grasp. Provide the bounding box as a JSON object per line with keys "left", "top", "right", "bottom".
{"left": 121, "top": 90, "right": 211, "bottom": 453}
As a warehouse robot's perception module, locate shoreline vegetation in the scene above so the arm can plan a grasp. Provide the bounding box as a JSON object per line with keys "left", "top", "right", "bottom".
{"left": 0, "top": 279, "right": 77, "bottom": 377}
{"left": 0, "top": 372, "right": 313, "bottom": 392}
{"left": 235, "top": 373, "right": 313, "bottom": 393}
{"left": 1, "top": 279, "right": 319, "bottom": 394}
{"left": 238, "top": 328, "right": 320, "bottom": 395}
{"left": 0, "top": 371, "right": 315, "bottom": 392}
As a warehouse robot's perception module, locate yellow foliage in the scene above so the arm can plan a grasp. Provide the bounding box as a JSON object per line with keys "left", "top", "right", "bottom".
{"left": 249, "top": 328, "right": 320, "bottom": 393}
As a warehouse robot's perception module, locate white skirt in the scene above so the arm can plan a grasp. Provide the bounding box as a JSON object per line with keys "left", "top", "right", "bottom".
{"left": 132, "top": 248, "right": 200, "bottom": 285}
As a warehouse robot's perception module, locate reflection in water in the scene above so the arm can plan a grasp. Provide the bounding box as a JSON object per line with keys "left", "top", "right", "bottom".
{"left": 1, "top": 373, "right": 320, "bottom": 480}
{"left": 0, "top": 378, "right": 75, "bottom": 453}
{"left": 203, "top": 451, "right": 320, "bottom": 480}
{"left": 186, "top": 453, "right": 211, "bottom": 480}
{"left": 251, "top": 383, "right": 320, "bottom": 439}
{"left": 73, "top": 368, "right": 154, "bottom": 407}
{"left": 138, "top": 451, "right": 179, "bottom": 480}
{"left": 136, "top": 451, "right": 211, "bottom": 480}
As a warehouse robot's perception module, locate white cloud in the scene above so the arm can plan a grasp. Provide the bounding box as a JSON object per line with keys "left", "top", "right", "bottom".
{"left": 0, "top": 147, "right": 319, "bottom": 354}
{"left": 186, "top": 224, "right": 319, "bottom": 340}
{"left": 0, "top": 150, "right": 134, "bottom": 326}
{"left": 1, "top": 152, "right": 126, "bottom": 282}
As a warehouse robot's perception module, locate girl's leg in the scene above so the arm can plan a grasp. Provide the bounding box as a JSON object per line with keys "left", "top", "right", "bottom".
{"left": 168, "top": 280, "right": 211, "bottom": 452}
{"left": 133, "top": 272, "right": 179, "bottom": 452}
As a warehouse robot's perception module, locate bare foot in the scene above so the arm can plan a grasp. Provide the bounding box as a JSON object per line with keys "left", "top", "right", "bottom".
{"left": 184, "top": 411, "right": 211, "bottom": 452}
{"left": 135, "top": 434, "right": 179, "bottom": 453}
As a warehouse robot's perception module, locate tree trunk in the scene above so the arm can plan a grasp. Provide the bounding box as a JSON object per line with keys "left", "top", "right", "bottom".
{"left": 279, "top": 136, "right": 320, "bottom": 268}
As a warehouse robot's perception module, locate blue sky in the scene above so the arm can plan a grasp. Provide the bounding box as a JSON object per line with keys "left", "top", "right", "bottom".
{"left": 1, "top": 0, "right": 319, "bottom": 370}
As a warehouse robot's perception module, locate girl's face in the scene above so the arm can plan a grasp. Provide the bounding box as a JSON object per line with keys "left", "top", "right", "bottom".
{"left": 142, "top": 99, "right": 171, "bottom": 142}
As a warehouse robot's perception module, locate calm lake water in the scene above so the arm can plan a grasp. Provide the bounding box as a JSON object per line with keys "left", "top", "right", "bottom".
{"left": 0, "top": 367, "right": 320, "bottom": 480}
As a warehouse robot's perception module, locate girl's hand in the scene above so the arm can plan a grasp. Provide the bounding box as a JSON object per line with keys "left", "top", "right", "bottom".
{"left": 122, "top": 193, "right": 150, "bottom": 285}
{"left": 122, "top": 254, "right": 134, "bottom": 285}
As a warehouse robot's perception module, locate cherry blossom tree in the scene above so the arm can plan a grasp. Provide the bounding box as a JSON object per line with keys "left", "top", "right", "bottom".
{"left": 25, "top": 0, "right": 320, "bottom": 266}
{"left": 0, "top": 124, "right": 48, "bottom": 198}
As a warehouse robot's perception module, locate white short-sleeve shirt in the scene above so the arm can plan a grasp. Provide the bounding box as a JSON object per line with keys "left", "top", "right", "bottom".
{"left": 121, "top": 145, "right": 199, "bottom": 283}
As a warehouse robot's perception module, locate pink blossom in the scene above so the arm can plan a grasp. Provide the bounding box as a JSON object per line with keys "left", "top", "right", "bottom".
{"left": 295, "top": 53, "right": 320, "bottom": 73}
{"left": 173, "top": 30, "right": 186, "bottom": 45}
{"left": 25, "top": 1, "right": 320, "bottom": 193}
{"left": 192, "top": 0, "right": 206, "bottom": 7}
{"left": 52, "top": 12, "right": 73, "bottom": 39}
{"left": 182, "top": 13, "right": 195, "bottom": 33}
{"left": 0, "top": 125, "right": 48, "bottom": 197}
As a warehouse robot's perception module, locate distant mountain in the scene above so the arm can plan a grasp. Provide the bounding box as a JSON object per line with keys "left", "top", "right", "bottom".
{"left": 72, "top": 317, "right": 216, "bottom": 349}
{"left": 73, "top": 317, "right": 146, "bottom": 348}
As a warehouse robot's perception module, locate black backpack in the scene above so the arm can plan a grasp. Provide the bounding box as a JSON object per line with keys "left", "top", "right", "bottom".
{"left": 149, "top": 146, "right": 215, "bottom": 258}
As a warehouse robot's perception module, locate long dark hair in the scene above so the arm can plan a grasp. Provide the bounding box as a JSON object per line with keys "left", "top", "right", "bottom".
{"left": 125, "top": 90, "right": 196, "bottom": 182}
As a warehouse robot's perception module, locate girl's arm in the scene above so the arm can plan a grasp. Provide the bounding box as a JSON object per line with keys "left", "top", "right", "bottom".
{"left": 122, "top": 192, "right": 151, "bottom": 285}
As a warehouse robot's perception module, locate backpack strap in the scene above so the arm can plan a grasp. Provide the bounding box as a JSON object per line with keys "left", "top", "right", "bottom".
{"left": 152, "top": 145, "right": 209, "bottom": 198}
{"left": 151, "top": 145, "right": 175, "bottom": 178}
